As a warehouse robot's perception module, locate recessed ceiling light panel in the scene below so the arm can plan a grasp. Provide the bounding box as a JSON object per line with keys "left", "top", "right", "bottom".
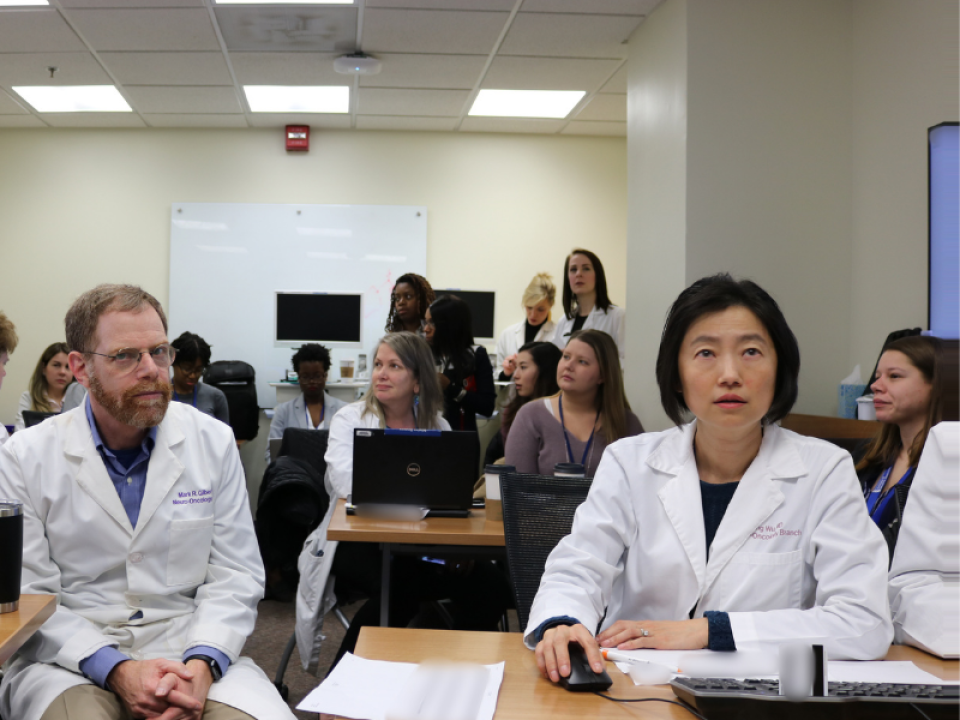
{"left": 0, "top": 1, "right": 49, "bottom": 5}
{"left": 244, "top": 85, "right": 349, "bottom": 114}
{"left": 216, "top": 1, "right": 352, "bottom": 4}
{"left": 469, "top": 89, "right": 587, "bottom": 119}
{"left": 13, "top": 86, "right": 131, "bottom": 113}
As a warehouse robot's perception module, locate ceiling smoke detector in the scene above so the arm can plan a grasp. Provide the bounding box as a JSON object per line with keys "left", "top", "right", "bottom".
{"left": 334, "top": 52, "right": 381, "bottom": 76}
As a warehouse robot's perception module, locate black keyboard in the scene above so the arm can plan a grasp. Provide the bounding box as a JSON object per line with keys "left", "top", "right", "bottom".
{"left": 671, "top": 677, "right": 959, "bottom": 719}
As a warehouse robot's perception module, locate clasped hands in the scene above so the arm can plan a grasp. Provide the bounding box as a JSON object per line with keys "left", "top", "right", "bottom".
{"left": 535, "top": 618, "right": 709, "bottom": 683}
{"left": 107, "top": 657, "right": 213, "bottom": 720}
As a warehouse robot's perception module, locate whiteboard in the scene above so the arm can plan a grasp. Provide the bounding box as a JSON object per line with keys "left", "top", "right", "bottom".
{"left": 169, "top": 203, "right": 427, "bottom": 407}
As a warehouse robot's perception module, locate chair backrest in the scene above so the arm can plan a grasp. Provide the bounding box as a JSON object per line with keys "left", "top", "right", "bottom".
{"left": 203, "top": 361, "right": 259, "bottom": 440}
{"left": 22, "top": 410, "right": 56, "bottom": 428}
{"left": 500, "top": 472, "right": 593, "bottom": 632}
{"left": 279, "top": 427, "right": 329, "bottom": 480}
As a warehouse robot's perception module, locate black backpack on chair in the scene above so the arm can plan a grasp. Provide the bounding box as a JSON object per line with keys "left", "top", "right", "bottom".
{"left": 202, "top": 360, "right": 259, "bottom": 441}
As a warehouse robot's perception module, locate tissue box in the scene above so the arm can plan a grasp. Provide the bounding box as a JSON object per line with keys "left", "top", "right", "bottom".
{"left": 838, "top": 384, "right": 866, "bottom": 419}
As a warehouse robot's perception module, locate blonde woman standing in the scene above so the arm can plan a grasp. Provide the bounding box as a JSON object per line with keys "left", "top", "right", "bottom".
{"left": 14, "top": 342, "right": 73, "bottom": 430}
{"left": 496, "top": 273, "right": 557, "bottom": 379}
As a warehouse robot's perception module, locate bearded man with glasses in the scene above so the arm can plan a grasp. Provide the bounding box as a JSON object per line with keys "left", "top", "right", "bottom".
{"left": 0, "top": 284, "right": 294, "bottom": 720}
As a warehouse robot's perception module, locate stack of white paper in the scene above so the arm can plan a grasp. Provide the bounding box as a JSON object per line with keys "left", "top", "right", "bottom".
{"left": 296, "top": 653, "right": 505, "bottom": 720}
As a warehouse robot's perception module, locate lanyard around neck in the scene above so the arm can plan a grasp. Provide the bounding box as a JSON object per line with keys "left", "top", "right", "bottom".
{"left": 173, "top": 385, "right": 197, "bottom": 407}
{"left": 558, "top": 393, "right": 600, "bottom": 466}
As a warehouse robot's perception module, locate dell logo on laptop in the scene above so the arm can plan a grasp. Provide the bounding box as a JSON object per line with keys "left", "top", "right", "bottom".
{"left": 406, "top": 463, "right": 421, "bottom": 477}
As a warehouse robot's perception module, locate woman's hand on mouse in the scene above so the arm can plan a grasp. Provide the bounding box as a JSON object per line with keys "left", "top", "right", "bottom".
{"left": 535, "top": 623, "right": 604, "bottom": 683}
{"left": 597, "top": 618, "right": 708, "bottom": 651}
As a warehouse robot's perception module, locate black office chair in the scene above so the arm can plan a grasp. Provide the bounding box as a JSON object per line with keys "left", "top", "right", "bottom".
{"left": 500, "top": 473, "right": 593, "bottom": 632}
{"left": 22, "top": 410, "right": 56, "bottom": 428}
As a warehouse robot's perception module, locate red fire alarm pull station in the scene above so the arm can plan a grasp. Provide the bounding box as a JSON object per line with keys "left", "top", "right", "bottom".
{"left": 286, "top": 125, "right": 309, "bottom": 151}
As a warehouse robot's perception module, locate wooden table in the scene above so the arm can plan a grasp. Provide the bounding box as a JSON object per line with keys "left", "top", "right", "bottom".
{"left": 0, "top": 594, "right": 56, "bottom": 665}
{"left": 327, "top": 498, "right": 505, "bottom": 625}
{"left": 352, "top": 628, "right": 959, "bottom": 720}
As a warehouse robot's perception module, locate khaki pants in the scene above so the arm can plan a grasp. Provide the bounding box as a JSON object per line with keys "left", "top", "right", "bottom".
{"left": 40, "top": 685, "right": 257, "bottom": 720}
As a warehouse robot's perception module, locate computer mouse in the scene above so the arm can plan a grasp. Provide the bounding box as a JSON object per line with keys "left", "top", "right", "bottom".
{"left": 557, "top": 642, "right": 613, "bottom": 692}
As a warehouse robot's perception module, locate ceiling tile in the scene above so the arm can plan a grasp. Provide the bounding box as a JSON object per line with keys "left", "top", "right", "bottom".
{"left": 600, "top": 64, "right": 627, "bottom": 93}
{"left": 366, "top": 0, "right": 515, "bottom": 9}
{"left": 230, "top": 52, "right": 349, "bottom": 86}
{"left": 359, "top": 53, "right": 486, "bottom": 90}
{"left": 42, "top": 112, "right": 146, "bottom": 127}
{"left": 482, "top": 56, "right": 620, "bottom": 91}
{"left": 562, "top": 120, "right": 626, "bottom": 136}
{"left": 459, "top": 116, "right": 563, "bottom": 134}
{"left": 0, "top": 10, "right": 86, "bottom": 53}
{"left": 0, "top": 92, "right": 29, "bottom": 114}
{"left": 215, "top": 6, "right": 356, "bottom": 53}
{"left": 0, "top": 115, "right": 46, "bottom": 127}
{"left": 123, "top": 86, "right": 242, "bottom": 114}
{"left": 520, "top": 0, "right": 659, "bottom": 15}
{"left": 100, "top": 52, "right": 232, "bottom": 86}
{"left": 59, "top": 0, "right": 203, "bottom": 7}
{"left": 245, "top": 112, "right": 351, "bottom": 129}
{"left": 356, "top": 115, "right": 458, "bottom": 131}
{"left": 362, "top": 8, "right": 509, "bottom": 55}
{"left": 499, "top": 13, "right": 642, "bottom": 58}
{"left": 575, "top": 92, "right": 625, "bottom": 121}
{"left": 358, "top": 87, "right": 467, "bottom": 116}
{"left": 143, "top": 113, "right": 248, "bottom": 128}
{"left": 65, "top": 8, "right": 221, "bottom": 52}
{"left": 0, "top": 52, "right": 110, "bottom": 86}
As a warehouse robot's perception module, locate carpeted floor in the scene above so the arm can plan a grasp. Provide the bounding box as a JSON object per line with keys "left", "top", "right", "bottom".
{"left": 244, "top": 598, "right": 362, "bottom": 719}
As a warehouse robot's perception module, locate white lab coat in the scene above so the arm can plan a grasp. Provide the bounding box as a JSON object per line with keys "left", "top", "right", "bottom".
{"left": 888, "top": 422, "right": 960, "bottom": 658}
{"left": 294, "top": 400, "right": 450, "bottom": 671}
{"left": 0, "top": 403, "right": 294, "bottom": 720}
{"left": 495, "top": 319, "right": 557, "bottom": 372}
{"left": 525, "top": 421, "right": 894, "bottom": 660}
{"left": 551, "top": 305, "right": 626, "bottom": 359}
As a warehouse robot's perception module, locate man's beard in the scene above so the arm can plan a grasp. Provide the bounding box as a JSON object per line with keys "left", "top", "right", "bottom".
{"left": 88, "top": 372, "right": 172, "bottom": 429}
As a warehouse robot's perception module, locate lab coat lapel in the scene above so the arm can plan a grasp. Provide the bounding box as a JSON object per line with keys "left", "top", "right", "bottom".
{"left": 65, "top": 411, "right": 134, "bottom": 535}
{"left": 653, "top": 423, "right": 707, "bottom": 592}
{"left": 133, "top": 412, "right": 185, "bottom": 539}
{"left": 701, "top": 425, "right": 799, "bottom": 593}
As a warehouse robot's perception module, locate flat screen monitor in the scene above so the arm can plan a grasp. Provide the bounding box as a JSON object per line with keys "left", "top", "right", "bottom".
{"left": 274, "top": 291, "right": 363, "bottom": 348}
{"left": 437, "top": 289, "right": 496, "bottom": 341}
{"left": 929, "top": 122, "right": 959, "bottom": 340}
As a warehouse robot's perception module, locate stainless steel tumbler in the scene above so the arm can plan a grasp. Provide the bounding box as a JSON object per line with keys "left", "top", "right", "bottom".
{"left": 0, "top": 500, "right": 23, "bottom": 613}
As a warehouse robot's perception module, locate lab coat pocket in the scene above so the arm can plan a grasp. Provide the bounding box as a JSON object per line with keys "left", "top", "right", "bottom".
{"left": 722, "top": 549, "right": 803, "bottom": 611}
{"left": 167, "top": 516, "right": 215, "bottom": 586}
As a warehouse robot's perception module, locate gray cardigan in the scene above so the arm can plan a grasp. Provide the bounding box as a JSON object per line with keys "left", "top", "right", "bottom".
{"left": 266, "top": 391, "right": 349, "bottom": 463}
{"left": 172, "top": 382, "right": 230, "bottom": 425}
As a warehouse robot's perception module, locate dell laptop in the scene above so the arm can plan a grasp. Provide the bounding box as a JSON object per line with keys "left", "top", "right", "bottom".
{"left": 350, "top": 428, "right": 479, "bottom": 517}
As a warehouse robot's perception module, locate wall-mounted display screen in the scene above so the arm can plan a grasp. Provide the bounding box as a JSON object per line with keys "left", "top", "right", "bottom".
{"left": 929, "top": 122, "right": 959, "bottom": 340}
{"left": 437, "top": 289, "right": 496, "bottom": 340}
{"left": 275, "top": 292, "right": 363, "bottom": 347}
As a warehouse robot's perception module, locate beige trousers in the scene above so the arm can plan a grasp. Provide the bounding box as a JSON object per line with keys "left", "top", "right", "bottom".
{"left": 40, "top": 685, "right": 257, "bottom": 720}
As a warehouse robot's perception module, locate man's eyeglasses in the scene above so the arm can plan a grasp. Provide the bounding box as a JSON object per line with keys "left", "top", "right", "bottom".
{"left": 84, "top": 344, "right": 177, "bottom": 375}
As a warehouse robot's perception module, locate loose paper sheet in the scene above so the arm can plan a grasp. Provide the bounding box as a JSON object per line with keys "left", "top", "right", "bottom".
{"left": 296, "top": 653, "right": 505, "bottom": 720}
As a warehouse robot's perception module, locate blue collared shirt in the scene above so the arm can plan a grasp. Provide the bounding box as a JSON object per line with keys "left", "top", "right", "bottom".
{"left": 78, "top": 398, "right": 230, "bottom": 688}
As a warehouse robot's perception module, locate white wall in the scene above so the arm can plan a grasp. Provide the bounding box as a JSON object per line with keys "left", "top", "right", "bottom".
{"left": 625, "top": 0, "right": 957, "bottom": 430}
{"left": 0, "top": 129, "right": 627, "bottom": 424}
{"left": 848, "top": 0, "right": 960, "bottom": 373}
{"left": 625, "top": 0, "right": 689, "bottom": 431}
{"left": 685, "top": 0, "right": 854, "bottom": 418}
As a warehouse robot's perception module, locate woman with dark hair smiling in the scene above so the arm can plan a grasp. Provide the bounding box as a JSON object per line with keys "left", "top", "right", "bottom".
{"left": 424, "top": 294, "right": 496, "bottom": 435}
{"left": 529, "top": 273, "right": 892, "bottom": 685}
{"left": 551, "top": 248, "right": 625, "bottom": 359}
{"left": 856, "top": 335, "right": 943, "bottom": 549}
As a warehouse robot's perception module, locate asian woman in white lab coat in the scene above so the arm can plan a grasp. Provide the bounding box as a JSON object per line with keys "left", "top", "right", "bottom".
{"left": 551, "top": 249, "right": 625, "bottom": 359}
{"left": 531, "top": 273, "right": 893, "bottom": 684}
